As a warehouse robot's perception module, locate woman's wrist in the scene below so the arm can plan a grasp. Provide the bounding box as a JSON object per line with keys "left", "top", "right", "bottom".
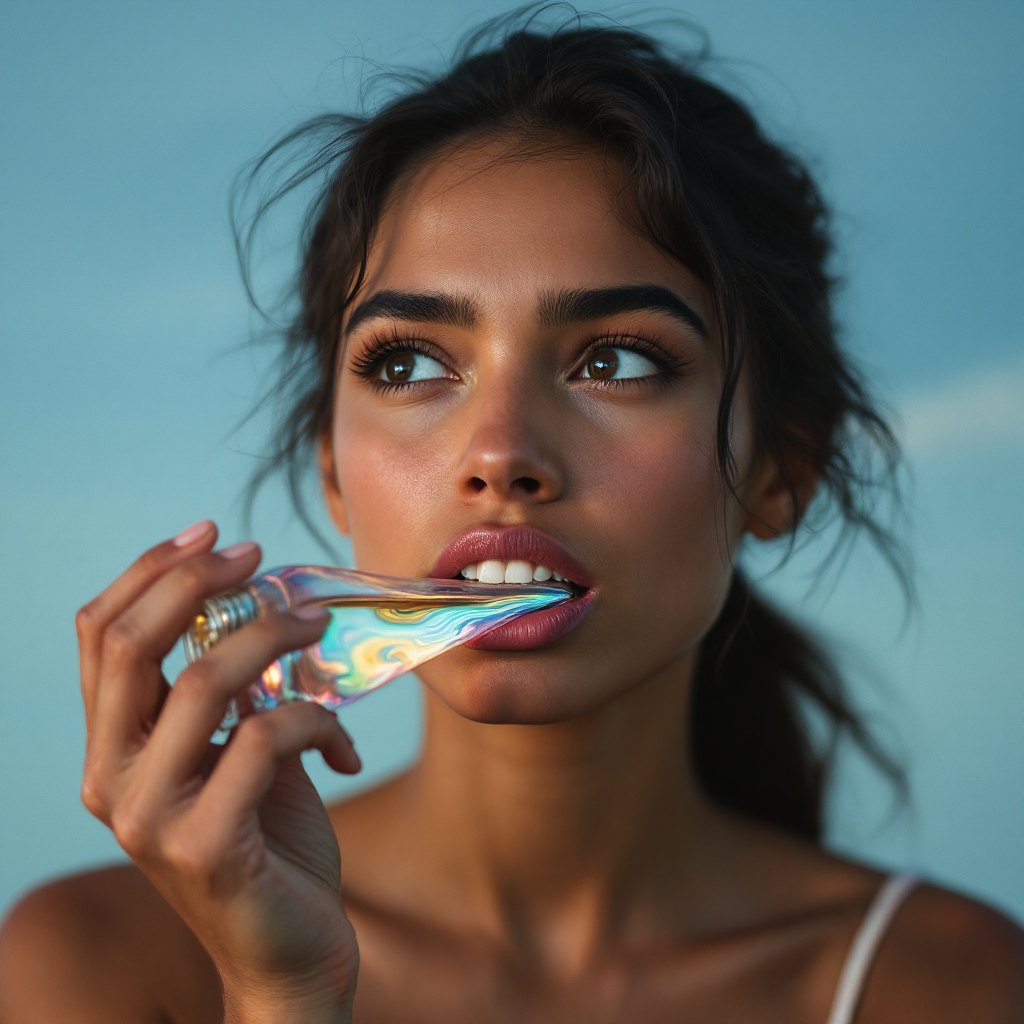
{"left": 213, "top": 915, "right": 359, "bottom": 1024}
{"left": 222, "top": 987, "right": 353, "bottom": 1024}
{"left": 221, "top": 965, "right": 356, "bottom": 1024}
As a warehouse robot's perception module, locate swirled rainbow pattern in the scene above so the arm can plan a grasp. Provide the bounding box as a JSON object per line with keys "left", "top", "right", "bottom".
{"left": 245, "top": 577, "right": 570, "bottom": 713}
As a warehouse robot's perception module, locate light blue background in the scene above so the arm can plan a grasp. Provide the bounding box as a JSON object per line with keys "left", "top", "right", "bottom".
{"left": 1, "top": 1, "right": 1021, "bottom": 922}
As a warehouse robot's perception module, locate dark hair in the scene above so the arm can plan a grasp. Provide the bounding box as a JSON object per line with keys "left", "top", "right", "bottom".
{"left": 236, "top": 7, "right": 906, "bottom": 841}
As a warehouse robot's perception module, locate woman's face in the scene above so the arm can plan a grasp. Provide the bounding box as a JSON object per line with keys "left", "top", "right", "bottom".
{"left": 325, "top": 142, "right": 767, "bottom": 724}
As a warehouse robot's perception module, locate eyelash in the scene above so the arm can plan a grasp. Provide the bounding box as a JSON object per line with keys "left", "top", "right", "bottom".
{"left": 347, "top": 328, "right": 690, "bottom": 392}
{"left": 347, "top": 330, "right": 452, "bottom": 393}
{"left": 574, "top": 332, "right": 688, "bottom": 388}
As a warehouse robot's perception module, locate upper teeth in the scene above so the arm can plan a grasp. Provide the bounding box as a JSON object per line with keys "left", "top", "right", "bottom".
{"left": 461, "top": 559, "right": 567, "bottom": 584}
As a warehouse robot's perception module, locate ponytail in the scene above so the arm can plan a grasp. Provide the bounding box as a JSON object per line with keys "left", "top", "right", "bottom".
{"left": 691, "top": 573, "right": 902, "bottom": 841}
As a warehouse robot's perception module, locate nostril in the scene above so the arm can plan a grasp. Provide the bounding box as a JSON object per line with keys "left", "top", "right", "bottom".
{"left": 463, "top": 474, "right": 547, "bottom": 497}
{"left": 515, "top": 477, "right": 541, "bottom": 495}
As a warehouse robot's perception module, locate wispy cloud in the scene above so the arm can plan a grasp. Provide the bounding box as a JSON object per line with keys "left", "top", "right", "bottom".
{"left": 898, "top": 355, "right": 1024, "bottom": 459}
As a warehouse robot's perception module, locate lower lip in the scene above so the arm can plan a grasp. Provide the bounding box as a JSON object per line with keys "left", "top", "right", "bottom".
{"left": 465, "top": 589, "right": 596, "bottom": 651}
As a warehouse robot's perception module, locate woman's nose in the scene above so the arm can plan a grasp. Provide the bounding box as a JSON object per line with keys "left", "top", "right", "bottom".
{"left": 454, "top": 402, "right": 565, "bottom": 504}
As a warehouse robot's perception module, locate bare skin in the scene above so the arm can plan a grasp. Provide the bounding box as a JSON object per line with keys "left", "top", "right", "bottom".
{"left": 1, "top": 144, "right": 1022, "bottom": 1023}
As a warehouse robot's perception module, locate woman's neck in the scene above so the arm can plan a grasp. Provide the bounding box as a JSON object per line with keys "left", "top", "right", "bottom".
{"left": 400, "top": 648, "right": 735, "bottom": 964}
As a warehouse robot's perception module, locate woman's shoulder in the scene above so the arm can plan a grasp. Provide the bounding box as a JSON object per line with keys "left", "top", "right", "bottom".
{"left": 731, "top": 825, "right": 1024, "bottom": 1023}
{"left": 0, "top": 863, "right": 221, "bottom": 1023}
{"left": 862, "top": 880, "right": 1024, "bottom": 1023}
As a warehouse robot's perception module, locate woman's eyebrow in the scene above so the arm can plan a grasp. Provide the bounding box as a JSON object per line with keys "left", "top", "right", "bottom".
{"left": 537, "top": 285, "right": 710, "bottom": 340}
{"left": 345, "top": 290, "right": 478, "bottom": 335}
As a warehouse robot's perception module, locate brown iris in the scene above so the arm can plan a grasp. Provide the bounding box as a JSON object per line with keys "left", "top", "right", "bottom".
{"left": 585, "top": 348, "right": 619, "bottom": 379}
{"left": 382, "top": 352, "right": 416, "bottom": 383}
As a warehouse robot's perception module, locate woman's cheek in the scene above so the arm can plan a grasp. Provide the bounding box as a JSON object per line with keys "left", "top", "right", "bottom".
{"left": 596, "top": 418, "right": 731, "bottom": 642}
{"left": 335, "top": 416, "right": 453, "bottom": 574}
{"left": 596, "top": 408, "right": 721, "bottom": 554}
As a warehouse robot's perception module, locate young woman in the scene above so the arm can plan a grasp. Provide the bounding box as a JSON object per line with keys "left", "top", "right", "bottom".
{"left": 1, "top": 17, "right": 1022, "bottom": 1024}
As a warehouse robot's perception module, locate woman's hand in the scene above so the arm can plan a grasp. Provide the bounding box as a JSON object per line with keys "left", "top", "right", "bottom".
{"left": 76, "top": 520, "right": 361, "bottom": 1024}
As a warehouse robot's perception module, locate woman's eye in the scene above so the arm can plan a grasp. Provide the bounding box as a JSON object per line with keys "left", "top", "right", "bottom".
{"left": 378, "top": 351, "right": 448, "bottom": 384}
{"left": 581, "top": 346, "right": 659, "bottom": 380}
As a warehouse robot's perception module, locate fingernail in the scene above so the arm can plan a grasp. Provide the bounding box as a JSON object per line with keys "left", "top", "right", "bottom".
{"left": 218, "top": 541, "right": 259, "bottom": 560}
{"left": 173, "top": 520, "right": 214, "bottom": 547}
{"left": 293, "top": 603, "right": 329, "bottom": 621}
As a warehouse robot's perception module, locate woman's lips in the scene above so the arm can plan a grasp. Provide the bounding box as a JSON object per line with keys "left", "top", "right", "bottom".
{"left": 431, "top": 524, "right": 595, "bottom": 651}
{"left": 431, "top": 524, "right": 593, "bottom": 587}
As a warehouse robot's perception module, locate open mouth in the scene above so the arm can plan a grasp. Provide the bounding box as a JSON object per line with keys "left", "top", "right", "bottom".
{"left": 431, "top": 526, "right": 595, "bottom": 650}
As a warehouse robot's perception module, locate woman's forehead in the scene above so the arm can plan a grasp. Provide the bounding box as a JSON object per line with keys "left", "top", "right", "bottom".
{"left": 360, "top": 143, "right": 710, "bottom": 320}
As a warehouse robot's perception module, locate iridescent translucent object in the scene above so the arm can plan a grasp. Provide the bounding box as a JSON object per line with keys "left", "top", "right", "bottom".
{"left": 183, "top": 565, "right": 571, "bottom": 727}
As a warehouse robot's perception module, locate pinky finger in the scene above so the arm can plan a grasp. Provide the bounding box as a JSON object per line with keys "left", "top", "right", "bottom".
{"left": 193, "top": 703, "right": 360, "bottom": 825}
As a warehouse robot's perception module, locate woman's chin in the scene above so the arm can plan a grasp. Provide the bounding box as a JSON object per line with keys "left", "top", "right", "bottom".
{"left": 419, "top": 659, "right": 614, "bottom": 725}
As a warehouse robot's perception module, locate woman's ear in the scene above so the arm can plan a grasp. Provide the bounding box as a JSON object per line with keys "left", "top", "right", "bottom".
{"left": 742, "top": 450, "right": 819, "bottom": 540}
{"left": 318, "top": 433, "right": 350, "bottom": 536}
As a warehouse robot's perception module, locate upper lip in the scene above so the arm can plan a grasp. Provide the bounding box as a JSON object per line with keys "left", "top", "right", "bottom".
{"left": 430, "top": 525, "right": 594, "bottom": 589}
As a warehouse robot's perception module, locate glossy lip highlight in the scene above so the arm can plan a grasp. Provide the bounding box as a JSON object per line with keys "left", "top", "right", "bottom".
{"left": 430, "top": 525, "right": 595, "bottom": 651}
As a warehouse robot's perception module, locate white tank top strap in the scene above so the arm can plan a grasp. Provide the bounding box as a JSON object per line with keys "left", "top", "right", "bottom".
{"left": 824, "top": 872, "right": 919, "bottom": 1024}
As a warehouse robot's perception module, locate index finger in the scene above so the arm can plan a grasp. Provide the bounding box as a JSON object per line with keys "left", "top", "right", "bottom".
{"left": 78, "top": 520, "right": 218, "bottom": 722}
